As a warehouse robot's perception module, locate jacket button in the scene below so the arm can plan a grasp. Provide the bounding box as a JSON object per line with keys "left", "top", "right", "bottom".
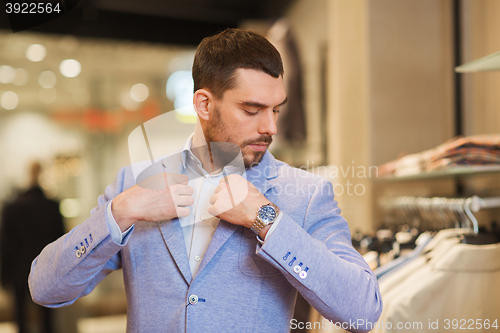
{"left": 293, "top": 265, "right": 302, "bottom": 273}
{"left": 299, "top": 271, "right": 308, "bottom": 279}
{"left": 188, "top": 294, "right": 198, "bottom": 305}
{"left": 75, "top": 250, "right": 81, "bottom": 258}
{"left": 80, "top": 246, "right": 86, "bottom": 254}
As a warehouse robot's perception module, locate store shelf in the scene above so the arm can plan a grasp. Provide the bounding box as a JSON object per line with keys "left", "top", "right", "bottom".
{"left": 375, "top": 165, "right": 500, "bottom": 182}
{"left": 455, "top": 50, "right": 500, "bottom": 72}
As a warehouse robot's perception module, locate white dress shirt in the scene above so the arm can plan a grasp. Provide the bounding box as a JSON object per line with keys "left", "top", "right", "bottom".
{"left": 106, "top": 134, "right": 282, "bottom": 275}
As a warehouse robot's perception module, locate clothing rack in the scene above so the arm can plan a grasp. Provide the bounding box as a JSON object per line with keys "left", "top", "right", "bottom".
{"left": 378, "top": 195, "right": 500, "bottom": 234}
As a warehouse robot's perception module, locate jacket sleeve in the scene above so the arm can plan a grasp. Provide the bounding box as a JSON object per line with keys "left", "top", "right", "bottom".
{"left": 28, "top": 166, "right": 135, "bottom": 307}
{"left": 256, "top": 178, "right": 382, "bottom": 333}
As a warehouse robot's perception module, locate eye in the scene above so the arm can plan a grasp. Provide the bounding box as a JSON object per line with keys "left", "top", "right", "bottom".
{"left": 273, "top": 109, "right": 280, "bottom": 114}
{"left": 244, "top": 109, "right": 257, "bottom": 116}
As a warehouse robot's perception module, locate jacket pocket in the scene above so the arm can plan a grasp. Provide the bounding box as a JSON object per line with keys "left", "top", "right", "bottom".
{"left": 238, "top": 228, "right": 281, "bottom": 277}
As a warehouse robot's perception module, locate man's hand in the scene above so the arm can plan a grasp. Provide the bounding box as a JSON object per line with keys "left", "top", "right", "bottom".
{"left": 112, "top": 173, "right": 194, "bottom": 232}
{"left": 208, "top": 174, "right": 270, "bottom": 233}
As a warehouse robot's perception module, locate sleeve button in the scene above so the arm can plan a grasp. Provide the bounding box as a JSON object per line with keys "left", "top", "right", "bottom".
{"left": 299, "top": 271, "right": 308, "bottom": 279}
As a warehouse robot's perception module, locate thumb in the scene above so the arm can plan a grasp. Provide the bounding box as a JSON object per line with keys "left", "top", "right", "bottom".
{"left": 207, "top": 205, "right": 217, "bottom": 217}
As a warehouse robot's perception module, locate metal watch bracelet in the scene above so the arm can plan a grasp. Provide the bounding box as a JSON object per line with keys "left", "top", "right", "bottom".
{"left": 250, "top": 203, "right": 279, "bottom": 234}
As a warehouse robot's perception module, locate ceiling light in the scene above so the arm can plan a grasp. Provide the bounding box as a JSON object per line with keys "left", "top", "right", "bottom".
{"left": 130, "top": 83, "right": 149, "bottom": 102}
{"left": 59, "top": 59, "right": 81, "bottom": 78}
{"left": 1, "top": 91, "right": 19, "bottom": 110}
{"left": 38, "top": 71, "right": 57, "bottom": 88}
{"left": 0, "top": 65, "right": 16, "bottom": 84}
{"left": 26, "top": 44, "right": 47, "bottom": 62}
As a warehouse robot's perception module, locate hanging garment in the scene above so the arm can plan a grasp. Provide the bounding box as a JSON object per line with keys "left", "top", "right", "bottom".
{"left": 378, "top": 229, "right": 464, "bottom": 295}
{"left": 374, "top": 237, "right": 500, "bottom": 333}
{"left": 374, "top": 232, "right": 433, "bottom": 281}
{"left": 314, "top": 229, "right": 467, "bottom": 333}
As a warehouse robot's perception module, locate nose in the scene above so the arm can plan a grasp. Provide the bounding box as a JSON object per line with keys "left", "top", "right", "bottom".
{"left": 257, "top": 109, "right": 278, "bottom": 136}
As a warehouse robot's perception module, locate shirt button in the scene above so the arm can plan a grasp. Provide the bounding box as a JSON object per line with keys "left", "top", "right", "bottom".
{"left": 201, "top": 215, "right": 207, "bottom": 221}
{"left": 188, "top": 294, "right": 198, "bottom": 305}
{"left": 293, "top": 265, "right": 302, "bottom": 274}
{"left": 194, "top": 255, "right": 201, "bottom": 262}
{"left": 299, "top": 271, "right": 308, "bottom": 279}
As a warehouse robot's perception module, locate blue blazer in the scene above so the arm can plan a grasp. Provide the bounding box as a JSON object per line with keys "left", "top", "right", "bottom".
{"left": 29, "top": 151, "right": 382, "bottom": 333}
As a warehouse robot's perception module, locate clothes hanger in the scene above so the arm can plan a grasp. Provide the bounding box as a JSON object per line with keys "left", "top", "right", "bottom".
{"left": 460, "top": 197, "right": 499, "bottom": 245}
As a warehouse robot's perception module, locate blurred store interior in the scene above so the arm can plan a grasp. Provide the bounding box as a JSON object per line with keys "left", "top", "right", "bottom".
{"left": 1, "top": 0, "right": 500, "bottom": 332}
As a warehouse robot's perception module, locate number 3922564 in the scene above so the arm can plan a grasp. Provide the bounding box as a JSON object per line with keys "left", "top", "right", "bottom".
{"left": 5, "top": 2, "right": 61, "bottom": 14}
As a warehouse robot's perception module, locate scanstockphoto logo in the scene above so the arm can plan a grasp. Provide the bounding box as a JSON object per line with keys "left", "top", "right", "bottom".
{"left": 2, "top": 0, "right": 79, "bottom": 32}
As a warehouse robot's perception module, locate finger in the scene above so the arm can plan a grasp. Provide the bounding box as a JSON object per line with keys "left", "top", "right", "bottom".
{"left": 172, "top": 184, "right": 193, "bottom": 196}
{"left": 176, "top": 195, "right": 194, "bottom": 207}
{"left": 218, "top": 182, "right": 228, "bottom": 191}
{"left": 138, "top": 174, "right": 170, "bottom": 190}
{"left": 176, "top": 207, "right": 190, "bottom": 218}
{"left": 207, "top": 205, "right": 217, "bottom": 217}
{"left": 167, "top": 173, "right": 189, "bottom": 185}
{"left": 209, "top": 193, "right": 217, "bottom": 205}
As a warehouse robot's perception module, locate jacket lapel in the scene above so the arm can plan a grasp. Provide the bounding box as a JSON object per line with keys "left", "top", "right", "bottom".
{"left": 154, "top": 152, "right": 193, "bottom": 284}
{"left": 194, "top": 151, "right": 279, "bottom": 279}
{"left": 157, "top": 219, "right": 193, "bottom": 284}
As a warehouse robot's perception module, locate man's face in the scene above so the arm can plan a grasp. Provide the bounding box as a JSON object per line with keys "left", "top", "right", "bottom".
{"left": 204, "top": 68, "right": 287, "bottom": 168}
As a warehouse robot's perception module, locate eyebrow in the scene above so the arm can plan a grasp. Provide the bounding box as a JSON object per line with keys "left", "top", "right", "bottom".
{"left": 240, "top": 96, "right": 288, "bottom": 109}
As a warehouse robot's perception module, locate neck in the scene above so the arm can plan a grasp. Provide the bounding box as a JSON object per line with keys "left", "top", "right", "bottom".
{"left": 192, "top": 120, "right": 217, "bottom": 174}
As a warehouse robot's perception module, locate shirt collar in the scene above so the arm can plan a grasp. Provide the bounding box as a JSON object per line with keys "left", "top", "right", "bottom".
{"left": 180, "top": 133, "right": 194, "bottom": 170}
{"left": 181, "top": 133, "right": 245, "bottom": 177}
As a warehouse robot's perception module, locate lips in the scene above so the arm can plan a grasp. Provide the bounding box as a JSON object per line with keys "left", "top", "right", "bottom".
{"left": 247, "top": 143, "right": 268, "bottom": 151}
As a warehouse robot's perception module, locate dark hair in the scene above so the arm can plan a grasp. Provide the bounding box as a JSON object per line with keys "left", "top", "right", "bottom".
{"left": 192, "top": 28, "right": 284, "bottom": 100}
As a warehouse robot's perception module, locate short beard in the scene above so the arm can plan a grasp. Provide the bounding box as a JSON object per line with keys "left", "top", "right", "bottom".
{"left": 205, "top": 106, "right": 272, "bottom": 169}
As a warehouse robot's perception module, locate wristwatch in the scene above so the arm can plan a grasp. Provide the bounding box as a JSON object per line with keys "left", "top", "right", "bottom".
{"left": 250, "top": 203, "right": 280, "bottom": 234}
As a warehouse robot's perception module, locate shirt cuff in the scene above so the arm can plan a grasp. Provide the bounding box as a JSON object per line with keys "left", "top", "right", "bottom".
{"left": 256, "top": 211, "right": 283, "bottom": 244}
{"left": 106, "top": 200, "right": 133, "bottom": 244}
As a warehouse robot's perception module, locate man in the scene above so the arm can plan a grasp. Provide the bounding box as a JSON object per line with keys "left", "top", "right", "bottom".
{"left": 29, "top": 29, "right": 382, "bottom": 333}
{"left": 2, "top": 162, "right": 64, "bottom": 333}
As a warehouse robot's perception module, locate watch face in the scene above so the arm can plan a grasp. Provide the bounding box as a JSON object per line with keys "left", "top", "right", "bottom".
{"left": 258, "top": 205, "right": 277, "bottom": 224}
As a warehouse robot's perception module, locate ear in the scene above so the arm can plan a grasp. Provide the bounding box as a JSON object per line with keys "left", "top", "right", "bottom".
{"left": 193, "top": 89, "right": 213, "bottom": 121}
